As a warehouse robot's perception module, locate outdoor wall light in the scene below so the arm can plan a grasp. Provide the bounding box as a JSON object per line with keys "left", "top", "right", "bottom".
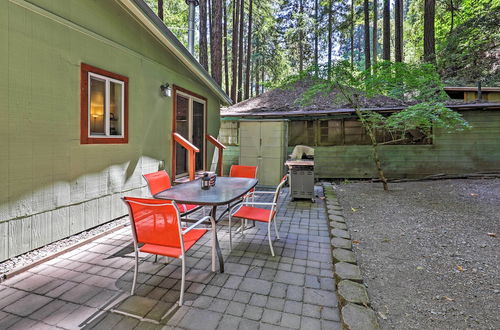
{"left": 160, "top": 83, "right": 171, "bottom": 97}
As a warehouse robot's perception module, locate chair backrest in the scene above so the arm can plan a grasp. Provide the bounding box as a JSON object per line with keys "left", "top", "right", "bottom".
{"left": 229, "top": 165, "right": 257, "bottom": 179}
{"left": 270, "top": 174, "right": 289, "bottom": 216}
{"left": 122, "top": 197, "right": 184, "bottom": 251}
{"left": 143, "top": 170, "right": 172, "bottom": 196}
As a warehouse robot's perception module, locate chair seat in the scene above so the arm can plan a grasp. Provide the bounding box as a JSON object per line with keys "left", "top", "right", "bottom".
{"left": 139, "top": 228, "right": 208, "bottom": 258}
{"left": 232, "top": 206, "right": 275, "bottom": 222}
{"left": 178, "top": 203, "right": 202, "bottom": 214}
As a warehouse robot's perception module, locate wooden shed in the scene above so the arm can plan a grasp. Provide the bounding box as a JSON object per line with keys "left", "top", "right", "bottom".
{"left": 220, "top": 80, "right": 500, "bottom": 179}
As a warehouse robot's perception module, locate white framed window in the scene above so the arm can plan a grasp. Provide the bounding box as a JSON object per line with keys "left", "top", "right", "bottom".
{"left": 81, "top": 63, "right": 128, "bottom": 144}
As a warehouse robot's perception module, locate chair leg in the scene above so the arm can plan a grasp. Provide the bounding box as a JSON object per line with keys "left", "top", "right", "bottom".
{"left": 131, "top": 248, "right": 139, "bottom": 295}
{"left": 154, "top": 255, "right": 158, "bottom": 263}
{"left": 267, "top": 222, "right": 275, "bottom": 257}
{"left": 228, "top": 213, "right": 232, "bottom": 250}
{"left": 273, "top": 218, "right": 280, "bottom": 240}
{"left": 179, "top": 257, "right": 186, "bottom": 306}
{"left": 211, "top": 223, "right": 216, "bottom": 272}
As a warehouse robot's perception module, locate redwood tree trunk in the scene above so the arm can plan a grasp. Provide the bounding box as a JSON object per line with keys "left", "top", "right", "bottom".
{"left": 244, "top": 0, "right": 253, "bottom": 100}
{"left": 211, "top": 0, "right": 223, "bottom": 84}
{"left": 223, "top": 2, "right": 229, "bottom": 94}
{"left": 158, "top": 0, "right": 163, "bottom": 20}
{"left": 299, "top": 0, "right": 304, "bottom": 72}
{"left": 231, "top": 0, "right": 240, "bottom": 102}
{"left": 199, "top": 0, "right": 209, "bottom": 70}
{"left": 350, "top": 0, "right": 354, "bottom": 69}
{"left": 394, "top": 0, "right": 403, "bottom": 62}
{"left": 382, "top": 0, "right": 390, "bottom": 60}
{"left": 328, "top": 0, "right": 333, "bottom": 76}
{"left": 314, "top": 0, "right": 319, "bottom": 75}
{"left": 423, "top": 0, "right": 436, "bottom": 64}
{"left": 364, "top": 0, "right": 371, "bottom": 71}
{"left": 237, "top": 0, "right": 245, "bottom": 102}
{"left": 372, "top": 0, "right": 378, "bottom": 67}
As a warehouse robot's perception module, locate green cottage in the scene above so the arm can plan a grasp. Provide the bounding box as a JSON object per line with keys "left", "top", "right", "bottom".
{"left": 0, "top": 0, "right": 231, "bottom": 261}
{"left": 220, "top": 79, "right": 500, "bottom": 180}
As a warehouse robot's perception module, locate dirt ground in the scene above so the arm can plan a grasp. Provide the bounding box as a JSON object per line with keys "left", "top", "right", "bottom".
{"left": 335, "top": 179, "right": 499, "bottom": 330}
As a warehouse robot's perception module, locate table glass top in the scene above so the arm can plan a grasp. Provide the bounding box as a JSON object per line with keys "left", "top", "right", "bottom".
{"left": 154, "top": 177, "right": 258, "bottom": 205}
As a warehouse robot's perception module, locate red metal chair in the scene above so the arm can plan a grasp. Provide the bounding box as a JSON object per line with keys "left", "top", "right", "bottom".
{"left": 143, "top": 171, "right": 202, "bottom": 216}
{"left": 228, "top": 165, "right": 258, "bottom": 248}
{"left": 229, "top": 175, "right": 288, "bottom": 256}
{"left": 122, "top": 197, "right": 216, "bottom": 307}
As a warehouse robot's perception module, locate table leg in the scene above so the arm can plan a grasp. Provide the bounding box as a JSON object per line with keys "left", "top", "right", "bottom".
{"left": 211, "top": 205, "right": 224, "bottom": 273}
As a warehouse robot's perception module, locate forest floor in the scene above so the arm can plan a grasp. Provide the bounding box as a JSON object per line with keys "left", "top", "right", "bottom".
{"left": 335, "top": 179, "right": 499, "bottom": 330}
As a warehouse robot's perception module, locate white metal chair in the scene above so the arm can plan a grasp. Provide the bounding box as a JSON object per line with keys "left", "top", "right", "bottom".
{"left": 122, "top": 197, "right": 216, "bottom": 307}
{"left": 228, "top": 175, "right": 288, "bottom": 256}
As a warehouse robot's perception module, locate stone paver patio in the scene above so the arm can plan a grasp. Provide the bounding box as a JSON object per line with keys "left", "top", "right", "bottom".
{"left": 0, "top": 187, "right": 340, "bottom": 329}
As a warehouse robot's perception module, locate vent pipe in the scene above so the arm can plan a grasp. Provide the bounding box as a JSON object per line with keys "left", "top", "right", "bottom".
{"left": 186, "top": 0, "right": 199, "bottom": 54}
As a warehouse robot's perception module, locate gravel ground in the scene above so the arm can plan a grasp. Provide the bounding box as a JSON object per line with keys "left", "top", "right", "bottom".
{"left": 0, "top": 217, "right": 128, "bottom": 278}
{"left": 335, "top": 179, "right": 499, "bottom": 330}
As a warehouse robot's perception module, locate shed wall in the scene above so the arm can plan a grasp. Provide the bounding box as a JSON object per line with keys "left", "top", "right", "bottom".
{"left": 222, "top": 110, "right": 500, "bottom": 182}
{"left": 315, "top": 110, "right": 500, "bottom": 178}
{"left": 0, "top": 0, "right": 221, "bottom": 261}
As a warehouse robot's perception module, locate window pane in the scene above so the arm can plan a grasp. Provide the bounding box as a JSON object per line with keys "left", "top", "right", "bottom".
{"left": 176, "top": 95, "right": 189, "bottom": 175}
{"left": 289, "top": 121, "right": 315, "bottom": 146}
{"left": 320, "top": 120, "right": 343, "bottom": 145}
{"left": 109, "top": 81, "right": 123, "bottom": 136}
{"left": 192, "top": 101, "right": 205, "bottom": 171}
{"left": 89, "top": 77, "right": 106, "bottom": 135}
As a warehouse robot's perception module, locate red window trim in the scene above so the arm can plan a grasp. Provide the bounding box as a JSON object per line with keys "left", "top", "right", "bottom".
{"left": 80, "top": 63, "right": 129, "bottom": 144}
{"left": 171, "top": 85, "right": 208, "bottom": 179}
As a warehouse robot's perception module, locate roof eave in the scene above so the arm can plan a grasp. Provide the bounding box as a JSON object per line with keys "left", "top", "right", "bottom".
{"left": 117, "top": 0, "right": 232, "bottom": 105}
{"left": 221, "top": 102, "right": 500, "bottom": 118}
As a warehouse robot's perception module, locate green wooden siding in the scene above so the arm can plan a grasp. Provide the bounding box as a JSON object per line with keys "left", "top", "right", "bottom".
{"left": 0, "top": 0, "right": 223, "bottom": 260}
{"left": 315, "top": 110, "right": 500, "bottom": 178}
{"left": 223, "top": 110, "right": 499, "bottom": 181}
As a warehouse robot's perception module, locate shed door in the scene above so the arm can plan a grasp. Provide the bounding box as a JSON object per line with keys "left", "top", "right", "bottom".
{"left": 239, "top": 121, "right": 286, "bottom": 186}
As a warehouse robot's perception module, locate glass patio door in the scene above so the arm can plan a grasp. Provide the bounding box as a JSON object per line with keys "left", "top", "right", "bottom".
{"left": 175, "top": 92, "right": 206, "bottom": 178}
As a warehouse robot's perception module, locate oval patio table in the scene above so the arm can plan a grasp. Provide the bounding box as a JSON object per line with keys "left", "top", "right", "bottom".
{"left": 154, "top": 176, "right": 258, "bottom": 273}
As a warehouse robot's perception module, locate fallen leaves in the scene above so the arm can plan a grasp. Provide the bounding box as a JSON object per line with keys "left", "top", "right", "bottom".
{"left": 351, "top": 207, "right": 357, "bottom": 212}
{"left": 487, "top": 232, "right": 497, "bottom": 237}
{"left": 456, "top": 265, "right": 464, "bottom": 272}
{"left": 352, "top": 240, "right": 360, "bottom": 244}
{"left": 443, "top": 296, "right": 454, "bottom": 302}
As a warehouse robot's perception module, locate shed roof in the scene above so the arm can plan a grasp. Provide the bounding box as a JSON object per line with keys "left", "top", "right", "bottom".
{"left": 444, "top": 86, "right": 500, "bottom": 92}
{"left": 118, "top": 0, "right": 232, "bottom": 105}
{"left": 221, "top": 79, "right": 500, "bottom": 118}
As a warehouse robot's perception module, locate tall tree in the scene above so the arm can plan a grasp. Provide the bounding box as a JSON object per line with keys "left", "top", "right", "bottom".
{"left": 314, "top": 0, "right": 319, "bottom": 74}
{"left": 244, "top": 0, "right": 253, "bottom": 100}
{"left": 237, "top": 0, "right": 245, "bottom": 102}
{"left": 423, "top": 0, "right": 436, "bottom": 63}
{"left": 364, "top": 0, "right": 371, "bottom": 71}
{"left": 223, "top": 2, "right": 229, "bottom": 94}
{"left": 158, "top": 0, "right": 164, "bottom": 20}
{"left": 394, "top": 0, "right": 403, "bottom": 62}
{"left": 350, "top": 0, "right": 355, "bottom": 69}
{"left": 382, "top": 0, "right": 390, "bottom": 60}
{"left": 372, "top": 0, "right": 378, "bottom": 66}
{"left": 328, "top": 0, "right": 333, "bottom": 75}
{"left": 211, "top": 0, "right": 223, "bottom": 84}
{"left": 299, "top": 0, "right": 304, "bottom": 72}
{"left": 231, "top": 0, "right": 240, "bottom": 102}
{"left": 199, "top": 0, "right": 209, "bottom": 70}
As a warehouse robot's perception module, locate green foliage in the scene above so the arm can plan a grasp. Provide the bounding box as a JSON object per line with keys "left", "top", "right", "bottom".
{"left": 438, "top": 6, "right": 500, "bottom": 85}
{"left": 386, "top": 102, "right": 472, "bottom": 137}
{"left": 301, "top": 60, "right": 470, "bottom": 139}
{"left": 405, "top": 0, "right": 500, "bottom": 85}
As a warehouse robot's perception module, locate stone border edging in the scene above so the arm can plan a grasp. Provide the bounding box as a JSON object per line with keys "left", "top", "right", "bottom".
{"left": 322, "top": 183, "right": 380, "bottom": 330}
